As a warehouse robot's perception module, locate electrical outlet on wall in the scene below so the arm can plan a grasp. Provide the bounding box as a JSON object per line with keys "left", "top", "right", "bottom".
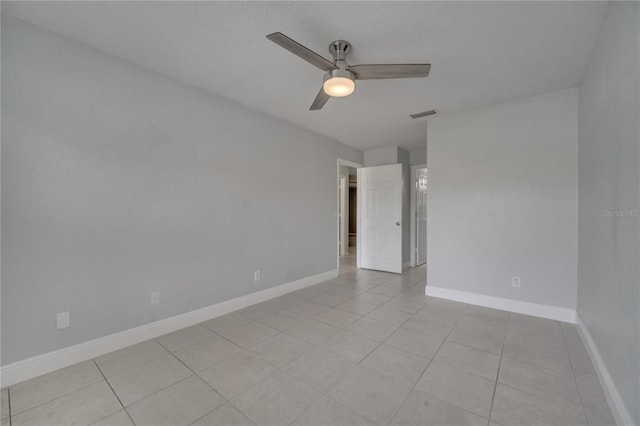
{"left": 56, "top": 311, "right": 70, "bottom": 330}
{"left": 151, "top": 291, "right": 160, "bottom": 306}
{"left": 512, "top": 276, "right": 521, "bottom": 288}
{"left": 254, "top": 270, "right": 261, "bottom": 282}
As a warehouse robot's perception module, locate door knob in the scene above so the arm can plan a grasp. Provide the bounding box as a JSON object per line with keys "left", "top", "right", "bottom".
{"left": 396, "top": 222, "right": 401, "bottom": 226}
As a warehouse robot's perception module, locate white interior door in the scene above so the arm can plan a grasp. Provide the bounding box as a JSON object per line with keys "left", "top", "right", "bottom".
{"left": 416, "top": 169, "right": 427, "bottom": 265}
{"left": 360, "top": 164, "right": 403, "bottom": 273}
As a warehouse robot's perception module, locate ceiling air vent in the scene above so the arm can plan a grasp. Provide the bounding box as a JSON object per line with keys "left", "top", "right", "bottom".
{"left": 410, "top": 110, "right": 436, "bottom": 119}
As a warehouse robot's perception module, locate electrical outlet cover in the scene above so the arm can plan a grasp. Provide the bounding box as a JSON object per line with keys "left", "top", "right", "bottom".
{"left": 512, "top": 276, "right": 521, "bottom": 288}
{"left": 56, "top": 311, "right": 70, "bottom": 329}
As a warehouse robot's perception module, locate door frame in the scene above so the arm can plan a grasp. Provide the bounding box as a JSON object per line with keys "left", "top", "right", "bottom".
{"left": 410, "top": 164, "right": 427, "bottom": 267}
{"left": 339, "top": 176, "right": 348, "bottom": 256}
{"left": 337, "top": 159, "right": 362, "bottom": 271}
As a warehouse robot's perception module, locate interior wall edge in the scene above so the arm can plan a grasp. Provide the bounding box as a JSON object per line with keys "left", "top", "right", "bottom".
{"left": 576, "top": 313, "right": 635, "bottom": 426}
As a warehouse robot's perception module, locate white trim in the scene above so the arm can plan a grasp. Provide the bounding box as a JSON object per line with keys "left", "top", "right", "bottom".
{"left": 356, "top": 167, "right": 361, "bottom": 270}
{"left": 339, "top": 176, "right": 348, "bottom": 256}
{"left": 576, "top": 314, "right": 635, "bottom": 426}
{"left": 424, "top": 286, "right": 634, "bottom": 425}
{"left": 410, "top": 164, "right": 427, "bottom": 268}
{"left": 425, "top": 285, "right": 576, "bottom": 323}
{"left": 0, "top": 269, "right": 338, "bottom": 387}
{"left": 337, "top": 159, "right": 362, "bottom": 170}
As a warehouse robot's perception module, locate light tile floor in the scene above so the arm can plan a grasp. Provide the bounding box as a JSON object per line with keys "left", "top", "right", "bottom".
{"left": 2, "top": 256, "right": 615, "bottom": 425}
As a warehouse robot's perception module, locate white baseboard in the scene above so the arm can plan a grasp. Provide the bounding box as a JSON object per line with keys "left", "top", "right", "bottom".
{"left": 425, "top": 285, "right": 577, "bottom": 323}
{"left": 576, "top": 314, "right": 635, "bottom": 426}
{"left": 1, "top": 269, "right": 338, "bottom": 387}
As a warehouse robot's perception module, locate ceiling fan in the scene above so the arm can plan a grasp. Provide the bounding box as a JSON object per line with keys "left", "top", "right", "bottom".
{"left": 266, "top": 32, "right": 431, "bottom": 110}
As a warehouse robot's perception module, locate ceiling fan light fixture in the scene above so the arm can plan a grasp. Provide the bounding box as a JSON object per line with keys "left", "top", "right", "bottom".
{"left": 323, "top": 69, "right": 355, "bottom": 97}
{"left": 266, "top": 33, "right": 430, "bottom": 110}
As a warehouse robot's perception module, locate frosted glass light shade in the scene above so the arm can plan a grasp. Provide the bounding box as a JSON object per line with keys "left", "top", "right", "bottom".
{"left": 323, "top": 77, "right": 355, "bottom": 97}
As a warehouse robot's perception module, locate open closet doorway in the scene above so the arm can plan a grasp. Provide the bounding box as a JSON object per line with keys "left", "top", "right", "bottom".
{"left": 410, "top": 165, "right": 428, "bottom": 267}
{"left": 337, "top": 159, "right": 361, "bottom": 273}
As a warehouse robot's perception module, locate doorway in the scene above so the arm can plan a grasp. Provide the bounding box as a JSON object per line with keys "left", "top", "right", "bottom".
{"left": 348, "top": 174, "right": 357, "bottom": 253}
{"left": 411, "top": 165, "right": 427, "bottom": 267}
{"left": 337, "top": 159, "right": 361, "bottom": 272}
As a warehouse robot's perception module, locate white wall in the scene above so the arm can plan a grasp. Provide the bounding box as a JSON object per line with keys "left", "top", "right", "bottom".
{"left": 427, "top": 88, "right": 578, "bottom": 311}
{"left": 363, "top": 146, "right": 398, "bottom": 166}
{"left": 577, "top": 2, "right": 639, "bottom": 424}
{"left": 410, "top": 148, "right": 427, "bottom": 166}
{"left": 1, "top": 15, "right": 362, "bottom": 365}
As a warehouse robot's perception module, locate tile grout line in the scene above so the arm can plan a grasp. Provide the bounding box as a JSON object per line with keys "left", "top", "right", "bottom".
{"left": 443, "top": 336, "right": 504, "bottom": 356}
{"left": 175, "top": 269, "right": 420, "bottom": 425}
{"left": 446, "top": 307, "right": 509, "bottom": 422}
{"left": 7, "top": 388, "right": 11, "bottom": 426}
{"left": 154, "top": 334, "right": 265, "bottom": 426}
{"left": 105, "top": 337, "right": 224, "bottom": 424}
{"left": 286, "top": 380, "right": 369, "bottom": 426}
{"left": 383, "top": 299, "right": 470, "bottom": 425}
{"left": 219, "top": 341, "right": 324, "bottom": 426}
{"left": 189, "top": 404, "right": 257, "bottom": 426}
{"left": 92, "top": 359, "right": 136, "bottom": 426}
{"left": 7, "top": 376, "right": 104, "bottom": 419}
{"left": 153, "top": 338, "right": 201, "bottom": 378}
{"left": 320, "top": 266, "right": 426, "bottom": 416}
{"left": 182, "top": 273, "right": 370, "bottom": 424}
{"left": 132, "top": 370, "right": 224, "bottom": 425}
{"left": 263, "top": 273, "right": 426, "bottom": 425}
{"left": 500, "top": 351, "right": 584, "bottom": 378}
{"left": 154, "top": 337, "right": 229, "bottom": 394}
{"left": 496, "top": 381, "right": 586, "bottom": 413}
{"left": 184, "top": 323, "right": 250, "bottom": 357}
{"left": 486, "top": 310, "right": 510, "bottom": 424}
{"left": 559, "top": 322, "right": 591, "bottom": 424}
{"left": 493, "top": 320, "right": 588, "bottom": 415}
{"left": 141, "top": 374, "right": 220, "bottom": 425}
{"left": 281, "top": 344, "right": 348, "bottom": 426}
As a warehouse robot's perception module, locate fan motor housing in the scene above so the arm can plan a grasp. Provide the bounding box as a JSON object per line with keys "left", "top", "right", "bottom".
{"left": 324, "top": 68, "right": 355, "bottom": 83}
{"left": 329, "top": 40, "right": 351, "bottom": 61}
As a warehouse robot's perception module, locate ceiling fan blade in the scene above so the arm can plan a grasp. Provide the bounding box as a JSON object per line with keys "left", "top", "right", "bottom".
{"left": 350, "top": 64, "right": 431, "bottom": 80}
{"left": 310, "top": 87, "right": 330, "bottom": 110}
{"left": 267, "top": 32, "right": 337, "bottom": 72}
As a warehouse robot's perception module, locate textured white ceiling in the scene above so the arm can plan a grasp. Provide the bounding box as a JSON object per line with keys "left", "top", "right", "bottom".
{"left": 3, "top": 1, "right": 607, "bottom": 150}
